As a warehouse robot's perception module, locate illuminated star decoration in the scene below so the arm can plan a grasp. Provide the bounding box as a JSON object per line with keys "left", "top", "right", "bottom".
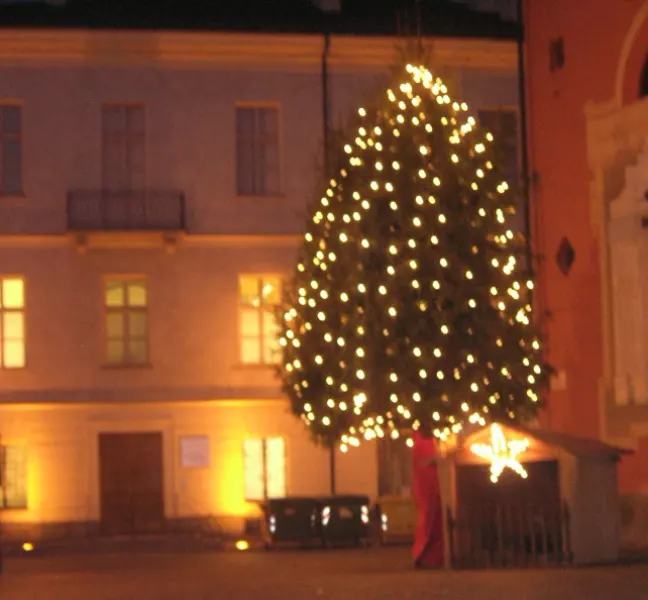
{"left": 470, "top": 423, "right": 530, "bottom": 483}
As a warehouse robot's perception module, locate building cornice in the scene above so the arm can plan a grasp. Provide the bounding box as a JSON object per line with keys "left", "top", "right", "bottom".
{"left": 184, "top": 233, "right": 301, "bottom": 247}
{"left": 329, "top": 35, "right": 516, "bottom": 71}
{"left": 0, "top": 232, "right": 301, "bottom": 250}
{"left": 0, "top": 30, "right": 323, "bottom": 68}
{"left": 0, "top": 234, "right": 68, "bottom": 247}
{"left": 0, "top": 29, "right": 516, "bottom": 71}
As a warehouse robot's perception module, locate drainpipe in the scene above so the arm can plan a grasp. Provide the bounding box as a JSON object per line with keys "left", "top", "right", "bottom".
{"left": 517, "top": 0, "right": 553, "bottom": 428}
{"left": 321, "top": 31, "right": 336, "bottom": 496}
{"left": 322, "top": 31, "right": 331, "bottom": 173}
{"left": 516, "top": 0, "right": 533, "bottom": 275}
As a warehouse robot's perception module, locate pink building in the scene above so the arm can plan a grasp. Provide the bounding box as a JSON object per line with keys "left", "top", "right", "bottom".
{"left": 524, "top": 0, "right": 648, "bottom": 549}
{"left": 0, "top": 27, "right": 519, "bottom": 541}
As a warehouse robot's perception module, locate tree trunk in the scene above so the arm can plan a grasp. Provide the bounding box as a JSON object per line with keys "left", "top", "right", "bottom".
{"left": 329, "top": 445, "right": 336, "bottom": 495}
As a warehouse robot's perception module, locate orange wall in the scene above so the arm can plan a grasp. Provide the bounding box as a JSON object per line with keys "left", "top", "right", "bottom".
{"left": 524, "top": 0, "right": 645, "bottom": 440}
{"left": 0, "top": 400, "right": 379, "bottom": 532}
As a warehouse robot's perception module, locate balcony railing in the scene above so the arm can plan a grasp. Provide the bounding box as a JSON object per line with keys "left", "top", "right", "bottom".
{"left": 67, "top": 190, "right": 185, "bottom": 231}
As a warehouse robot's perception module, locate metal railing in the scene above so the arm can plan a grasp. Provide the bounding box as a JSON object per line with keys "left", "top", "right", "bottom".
{"left": 447, "top": 500, "right": 573, "bottom": 569}
{"left": 67, "top": 189, "right": 185, "bottom": 231}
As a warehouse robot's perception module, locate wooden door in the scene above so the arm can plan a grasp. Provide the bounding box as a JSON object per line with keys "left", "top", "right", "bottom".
{"left": 456, "top": 460, "right": 561, "bottom": 511}
{"left": 98, "top": 432, "right": 165, "bottom": 536}
{"left": 453, "top": 460, "right": 563, "bottom": 567}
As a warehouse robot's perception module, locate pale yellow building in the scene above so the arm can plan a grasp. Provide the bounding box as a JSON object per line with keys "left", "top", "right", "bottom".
{"left": 0, "top": 27, "right": 519, "bottom": 540}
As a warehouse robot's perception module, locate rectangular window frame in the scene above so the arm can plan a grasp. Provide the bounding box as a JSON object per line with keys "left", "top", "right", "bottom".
{"left": 478, "top": 106, "right": 528, "bottom": 267}
{"left": 0, "top": 101, "right": 24, "bottom": 197}
{"left": 0, "top": 275, "right": 26, "bottom": 370}
{"left": 549, "top": 37, "right": 566, "bottom": 72}
{"left": 477, "top": 105, "right": 522, "bottom": 187}
{"left": 238, "top": 274, "right": 283, "bottom": 366}
{"left": 242, "top": 436, "right": 287, "bottom": 502}
{"left": 235, "top": 103, "right": 283, "bottom": 198}
{"left": 101, "top": 102, "right": 146, "bottom": 192}
{"left": 101, "top": 275, "right": 150, "bottom": 368}
{"left": 0, "top": 443, "right": 28, "bottom": 510}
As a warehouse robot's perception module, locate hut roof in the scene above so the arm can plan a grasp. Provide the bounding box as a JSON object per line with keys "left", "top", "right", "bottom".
{"left": 456, "top": 421, "right": 633, "bottom": 459}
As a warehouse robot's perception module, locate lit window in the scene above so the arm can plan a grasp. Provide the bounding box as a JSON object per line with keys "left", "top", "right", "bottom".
{"left": 0, "top": 277, "right": 25, "bottom": 369}
{"left": 0, "top": 105, "right": 23, "bottom": 196}
{"left": 236, "top": 106, "right": 281, "bottom": 196}
{"left": 0, "top": 445, "right": 27, "bottom": 509}
{"left": 239, "top": 275, "right": 282, "bottom": 365}
{"left": 243, "top": 437, "right": 286, "bottom": 502}
{"left": 104, "top": 278, "right": 148, "bottom": 365}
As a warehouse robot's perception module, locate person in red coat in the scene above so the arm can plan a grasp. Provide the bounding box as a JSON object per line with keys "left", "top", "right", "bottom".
{"left": 411, "top": 419, "right": 445, "bottom": 569}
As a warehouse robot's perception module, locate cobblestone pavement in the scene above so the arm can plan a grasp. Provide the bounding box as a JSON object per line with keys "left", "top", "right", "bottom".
{"left": 1, "top": 547, "right": 648, "bottom": 600}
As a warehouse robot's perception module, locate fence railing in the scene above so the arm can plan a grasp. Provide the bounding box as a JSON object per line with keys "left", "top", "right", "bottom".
{"left": 447, "top": 500, "right": 573, "bottom": 568}
{"left": 67, "top": 190, "right": 185, "bottom": 231}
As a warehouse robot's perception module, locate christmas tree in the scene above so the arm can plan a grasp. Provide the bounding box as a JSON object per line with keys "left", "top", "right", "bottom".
{"left": 277, "top": 64, "right": 549, "bottom": 453}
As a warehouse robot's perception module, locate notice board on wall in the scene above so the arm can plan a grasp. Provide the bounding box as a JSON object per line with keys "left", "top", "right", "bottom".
{"left": 180, "top": 435, "right": 210, "bottom": 468}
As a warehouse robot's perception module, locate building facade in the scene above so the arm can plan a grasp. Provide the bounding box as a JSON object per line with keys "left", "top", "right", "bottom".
{"left": 0, "top": 29, "right": 519, "bottom": 540}
{"left": 524, "top": 0, "right": 648, "bottom": 548}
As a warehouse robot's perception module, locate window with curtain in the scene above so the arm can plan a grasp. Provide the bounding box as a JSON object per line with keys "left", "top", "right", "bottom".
{"left": 239, "top": 274, "right": 281, "bottom": 365}
{"left": 0, "top": 445, "right": 27, "bottom": 509}
{"left": 243, "top": 437, "right": 286, "bottom": 501}
{"left": 0, "top": 277, "right": 25, "bottom": 369}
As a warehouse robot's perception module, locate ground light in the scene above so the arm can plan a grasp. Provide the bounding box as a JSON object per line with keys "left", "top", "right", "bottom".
{"left": 235, "top": 540, "right": 250, "bottom": 551}
{"left": 22, "top": 542, "right": 35, "bottom": 552}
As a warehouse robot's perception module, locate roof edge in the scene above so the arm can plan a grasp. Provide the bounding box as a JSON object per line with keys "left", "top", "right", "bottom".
{"left": 0, "top": 28, "right": 517, "bottom": 70}
{"left": 454, "top": 421, "right": 634, "bottom": 459}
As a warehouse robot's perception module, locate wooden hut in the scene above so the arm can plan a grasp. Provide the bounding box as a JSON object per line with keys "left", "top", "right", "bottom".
{"left": 437, "top": 422, "right": 631, "bottom": 568}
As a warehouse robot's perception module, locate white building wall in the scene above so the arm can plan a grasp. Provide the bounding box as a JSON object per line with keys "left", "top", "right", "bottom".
{"left": 0, "top": 30, "right": 518, "bottom": 537}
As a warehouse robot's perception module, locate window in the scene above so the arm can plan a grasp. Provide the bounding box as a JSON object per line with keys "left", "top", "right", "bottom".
{"left": 478, "top": 109, "right": 523, "bottom": 233}
{"left": 0, "top": 445, "right": 27, "bottom": 509}
{"left": 102, "top": 104, "right": 145, "bottom": 191}
{"left": 104, "top": 278, "right": 148, "bottom": 365}
{"left": 478, "top": 109, "right": 519, "bottom": 186}
{"left": 0, "top": 105, "right": 22, "bottom": 195}
{"left": 0, "top": 277, "right": 25, "bottom": 369}
{"left": 236, "top": 106, "right": 281, "bottom": 196}
{"left": 378, "top": 438, "right": 413, "bottom": 497}
{"left": 239, "top": 275, "right": 282, "bottom": 365}
{"left": 549, "top": 37, "right": 565, "bottom": 72}
{"left": 243, "top": 437, "right": 286, "bottom": 501}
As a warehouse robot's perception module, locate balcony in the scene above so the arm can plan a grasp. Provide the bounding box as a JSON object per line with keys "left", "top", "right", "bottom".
{"left": 67, "top": 190, "right": 185, "bottom": 232}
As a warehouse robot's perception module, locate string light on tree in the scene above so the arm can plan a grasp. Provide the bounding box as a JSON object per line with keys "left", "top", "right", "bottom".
{"left": 470, "top": 423, "right": 530, "bottom": 483}
{"left": 277, "top": 63, "right": 550, "bottom": 451}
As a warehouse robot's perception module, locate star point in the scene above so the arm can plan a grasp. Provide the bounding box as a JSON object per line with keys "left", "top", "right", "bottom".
{"left": 470, "top": 423, "right": 530, "bottom": 483}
